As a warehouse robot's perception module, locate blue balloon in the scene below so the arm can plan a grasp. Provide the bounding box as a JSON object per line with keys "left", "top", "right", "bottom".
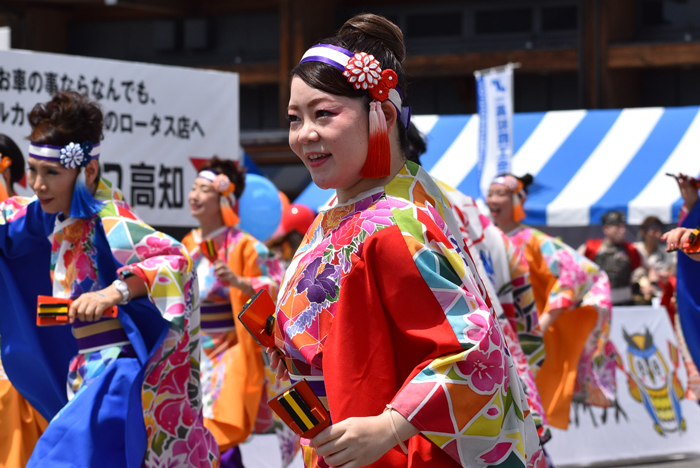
{"left": 238, "top": 174, "right": 283, "bottom": 241}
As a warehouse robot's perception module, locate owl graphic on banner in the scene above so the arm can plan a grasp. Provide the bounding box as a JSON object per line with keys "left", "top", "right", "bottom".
{"left": 622, "top": 328, "right": 687, "bottom": 435}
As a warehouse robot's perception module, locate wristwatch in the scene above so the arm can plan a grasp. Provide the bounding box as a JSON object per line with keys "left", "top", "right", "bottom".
{"left": 113, "top": 279, "right": 130, "bottom": 305}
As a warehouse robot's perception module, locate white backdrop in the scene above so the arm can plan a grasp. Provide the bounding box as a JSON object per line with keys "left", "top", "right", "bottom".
{"left": 0, "top": 49, "right": 239, "bottom": 226}
{"left": 547, "top": 306, "right": 700, "bottom": 467}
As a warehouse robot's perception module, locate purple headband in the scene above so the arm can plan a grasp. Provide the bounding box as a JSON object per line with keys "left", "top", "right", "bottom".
{"left": 28, "top": 142, "right": 100, "bottom": 169}
{"left": 300, "top": 44, "right": 412, "bottom": 128}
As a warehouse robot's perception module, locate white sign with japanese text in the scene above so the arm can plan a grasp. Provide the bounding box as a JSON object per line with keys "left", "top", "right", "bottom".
{"left": 0, "top": 49, "right": 239, "bottom": 227}
{"left": 475, "top": 63, "right": 515, "bottom": 200}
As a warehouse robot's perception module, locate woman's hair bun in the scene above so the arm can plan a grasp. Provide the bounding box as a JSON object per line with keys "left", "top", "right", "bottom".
{"left": 518, "top": 173, "right": 534, "bottom": 188}
{"left": 28, "top": 91, "right": 103, "bottom": 146}
{"left": 338, "top": 13, "right": 406, "bottom": 64}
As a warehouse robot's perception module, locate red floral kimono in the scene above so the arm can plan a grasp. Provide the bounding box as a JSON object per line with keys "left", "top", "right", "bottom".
{"left": 275, "top": 163, "right": 543, "bottom": 468}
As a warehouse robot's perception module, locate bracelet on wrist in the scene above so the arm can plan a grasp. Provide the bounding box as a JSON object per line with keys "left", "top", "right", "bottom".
{"left": 384, "top": 405, "right": 408, "bottom": 454}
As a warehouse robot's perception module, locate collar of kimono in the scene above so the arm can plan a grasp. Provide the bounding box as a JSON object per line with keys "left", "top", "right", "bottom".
{"left": 492, "top": 175, "right": 526, "bottom": 223}
{"left": 28, "top": 142, "right": 100, "bottom": 169}
{"left": 300, "top": 44, "right": 411, "bottom": 129}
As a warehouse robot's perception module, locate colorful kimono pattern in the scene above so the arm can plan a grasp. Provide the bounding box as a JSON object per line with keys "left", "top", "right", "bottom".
{"left": 439, "top": 183, "right": 549, "bottom": 443}
{"left": 182, "top": 226, "right": 298, "bottom": 465}
{"left": 275, "top": 162, "right": 543, "bottom": 468}
{"left": 0, "top": 180, "right": 219, "bottom": 468}
{"left": 508, "top": 226, "right": 616, "bottom": 429}
{"left": 0, "top": 198, "right": 49, "bottom": 468}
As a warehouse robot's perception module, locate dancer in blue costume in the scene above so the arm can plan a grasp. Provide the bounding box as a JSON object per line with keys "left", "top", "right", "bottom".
{"left": 664, "top": 204, "right": 700, "bottom": 371}
{"left": 0, "top": 91, "right": 218, "bottom": 467}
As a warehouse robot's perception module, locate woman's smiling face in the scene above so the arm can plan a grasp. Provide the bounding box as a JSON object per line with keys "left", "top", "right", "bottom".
{"left": 287, "top": 76, "right": 369, "bottom": 193}
{"left": 486, "top": 183, "right": 514, "bottom": 227}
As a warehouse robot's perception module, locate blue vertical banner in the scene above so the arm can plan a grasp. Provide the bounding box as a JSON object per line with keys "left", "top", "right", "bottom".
{"left": 475, "top": 63, "right": 517, "bottom": 200}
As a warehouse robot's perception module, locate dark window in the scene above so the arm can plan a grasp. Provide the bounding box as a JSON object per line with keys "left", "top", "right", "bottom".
{"left": 640, "top": 1, "right": 666, "bottom": 27}
{"left": 641, "top": 68, "right": 700, "bottom": 107}
{"left": 409, "top": 78, "right": 474, "bottom": 115}
{"left": 541, "top": 6, "right": 578, "bottom": 31}
{"left": 475, "top": 8, "right": 533, "bottom": 35}
{"left": 406, "top": 12, "right": 462, "bottom": 38}
{"left": 240, "top": 85, "right": 279, "bottom": 130}
{"left": 514, "top": 73, "right": 579, "bottom": 112}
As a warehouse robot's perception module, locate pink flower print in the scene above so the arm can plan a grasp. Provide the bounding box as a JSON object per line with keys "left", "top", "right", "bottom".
{"left": 557, "top": 251, "right": 588, "bottom": 290}
{"left": 172, "top": 425, "right": 214, "bottom": 468}
{"left": 360, "top": 207, "right": 393, "bottom": 234}
{"left": 479, "top": 441, "right": 515, "bottom": 465}
{"left": 457, "top": 347, "right": 505, "bottom": 394}
{"left": 136, "top": 235, "right": 181, "bottom": 259}
{"left": 159, "top": 364, "right": 190, "bottom": 396}
{"left": 466, "top": 312, "right": 502, "bottom": 351}
{"left": 155, "top": 396, "right": 197, "bottom": 435}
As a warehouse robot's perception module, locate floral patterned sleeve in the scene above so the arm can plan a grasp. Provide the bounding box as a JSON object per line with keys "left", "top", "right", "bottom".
{"left": 100, "top": 199, "right": 193, "bottom": 319}
{"left": 538, "top": 235, "right": 600, "bottom": 311}
{"left": 502, "top": 231, "right": 545, "bottom": 373}
{"left": 383, "top": 198, "right": 539, "bottom": 467}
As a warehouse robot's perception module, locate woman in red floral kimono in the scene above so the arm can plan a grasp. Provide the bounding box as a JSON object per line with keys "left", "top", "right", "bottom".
{"left": 269, "top": 13, "right": 543, "bottom": 468}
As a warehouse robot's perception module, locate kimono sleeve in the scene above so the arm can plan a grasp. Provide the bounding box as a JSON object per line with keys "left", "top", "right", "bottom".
{"left": 102, "top": 200, "right": 194, "bottom": 319}
{"left": 538, "top": 235, "right": 600, "bottom": 311}
{"left": 230, "top": 235, "right": 283, "bottom": 302}
{"left": 0, "top": 197, "right": 49, "bottom": 258}
{"left": 324, "top": 225, "right": 538, "bottom": 468}
{"left": 503, "top": 231, "right": 544, "bottom": 373}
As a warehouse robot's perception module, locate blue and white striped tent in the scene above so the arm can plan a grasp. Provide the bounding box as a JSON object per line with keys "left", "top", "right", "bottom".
{"left": 295, "top": 106, "right": 700, "bottom": 226}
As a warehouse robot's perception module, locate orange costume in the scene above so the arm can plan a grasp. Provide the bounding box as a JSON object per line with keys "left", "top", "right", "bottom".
{"left": 182, "top": 226, "right": 295, "bottom": 464}
{"left": 508, "top": 226, "right": 616, "bottom": 429}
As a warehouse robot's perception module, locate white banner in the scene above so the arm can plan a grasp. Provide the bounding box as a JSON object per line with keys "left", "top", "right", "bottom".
{"left": 475, "top": 63, "right": 515, "bottom": 200}
{"left": 0, "top": 49, "right": 239, "bottom": 227}
{"left": 547, "top": 306, "right": 700, "bottom": 467}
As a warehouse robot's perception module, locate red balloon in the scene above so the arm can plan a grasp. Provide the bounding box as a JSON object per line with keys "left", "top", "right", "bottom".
{"left": 282, "top": 203, "right": 316, "bottom": 234}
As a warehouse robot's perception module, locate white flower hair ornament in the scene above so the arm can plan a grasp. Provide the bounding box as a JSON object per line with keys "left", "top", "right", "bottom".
{"left": 58, "top": 141, "right": 94, "bottom": 169}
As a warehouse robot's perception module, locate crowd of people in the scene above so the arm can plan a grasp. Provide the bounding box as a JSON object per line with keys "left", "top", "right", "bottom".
{"left": 0, "top": 12, "right": 699, "bottom": 468}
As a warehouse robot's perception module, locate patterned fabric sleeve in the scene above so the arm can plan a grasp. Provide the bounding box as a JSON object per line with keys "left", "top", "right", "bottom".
{"left": 0, "top": 196, "right": 33, "bottom": 224}
{"left": 536, "top": 234, "right": 601, "bottom": 311}
{"left": 0, "top": 197, "right": 48, "bottom": 259}
{"left": 502, "top": 231, "right": 544, "bottom": 373}
{"left": 385, "top": 202, "right": 541, "bottom": 467}
{"left": 234, "top": 234, "right": 284, "bottom": 300}
{"left": 100, "top": 199, "right": 193, "bottom": 319}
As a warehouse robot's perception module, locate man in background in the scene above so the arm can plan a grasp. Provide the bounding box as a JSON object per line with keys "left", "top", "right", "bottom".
{"left": 579, "top": 210, "right": 644, "bottom": 306}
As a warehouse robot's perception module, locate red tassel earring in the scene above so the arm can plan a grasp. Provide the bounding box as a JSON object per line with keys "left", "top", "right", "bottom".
{"left": 361, "top": 101, "right": 391, "bottom": 179}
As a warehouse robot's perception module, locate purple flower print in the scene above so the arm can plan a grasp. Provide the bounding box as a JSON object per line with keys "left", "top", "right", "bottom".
{"left": 296, "top": 257, "right": 338, "bottom": 303}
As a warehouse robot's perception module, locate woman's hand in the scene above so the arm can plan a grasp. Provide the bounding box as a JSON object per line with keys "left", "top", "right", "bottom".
{"left": 538, "top": 307, "right": 566, "bottom": 331}
{"left": 662, "top": 227, "right": 700, "bottom": 261}
{"left": 310, "top": 412, "right": 400, "bottom": 468}
{"left": 675, "top": 173, "right": 699, "bottom": 213}
{"left": 266, "top": 347, "right": 289, "bottom": 381}
{"left": 213, "top": 260, "right": 235, "bottom": 283}
{"left": 68, "top": 286, "right": 121, "bottom": 323}
{"left": 213, "top": 260, "right": 256, "bottom": 297}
